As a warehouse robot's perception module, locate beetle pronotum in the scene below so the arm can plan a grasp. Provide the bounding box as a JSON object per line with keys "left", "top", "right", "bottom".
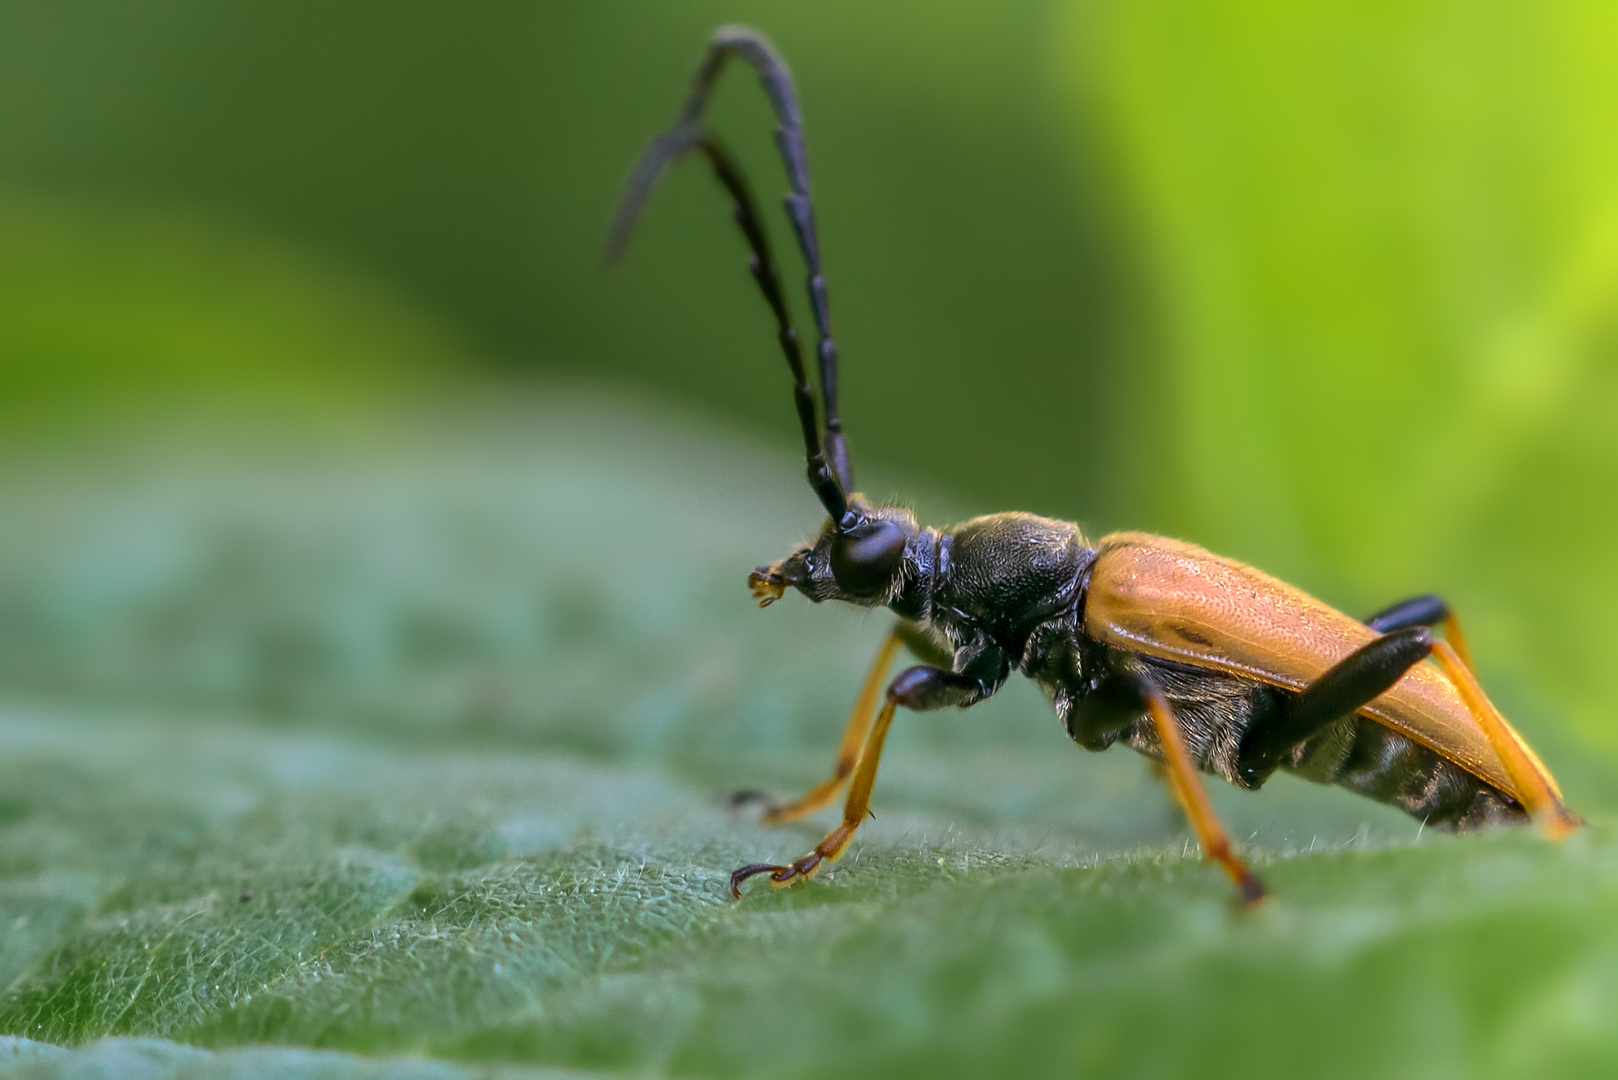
{"left": 608, "top": 26, "right": 1580, "bottom": 904}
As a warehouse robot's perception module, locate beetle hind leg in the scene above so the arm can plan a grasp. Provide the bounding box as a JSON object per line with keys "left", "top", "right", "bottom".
{"left": 1359, "top": 596, "right": 1577, "bottom": 835}
{"left": 1236, "top": 626, "right": 1436, "bottom": 786}
{"left": 1427, "top": 641, "right": 1582, "bottom": 838}
{"left": 1364, "top": 594, "right": 1474, "bottom": 671}
{"left": 1231, "top": 619, "right": 1579, "bottom": 840}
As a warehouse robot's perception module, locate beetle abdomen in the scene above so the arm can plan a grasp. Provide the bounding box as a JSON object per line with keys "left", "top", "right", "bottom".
{"left": 1286, "top": 714, "right": 1525, "bottom": 830}
{"left": 1098, "top": 650, "right": 1524, "bottom": 831}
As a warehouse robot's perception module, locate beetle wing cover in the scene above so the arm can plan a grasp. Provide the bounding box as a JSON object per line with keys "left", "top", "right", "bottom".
{"left": 1085, "top": 532, "right": 1541, "bottom": 801}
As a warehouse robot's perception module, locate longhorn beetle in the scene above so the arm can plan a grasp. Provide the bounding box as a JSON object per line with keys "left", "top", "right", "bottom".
{"left": 607, "top": 26, "right": 1580, "bottom": 904}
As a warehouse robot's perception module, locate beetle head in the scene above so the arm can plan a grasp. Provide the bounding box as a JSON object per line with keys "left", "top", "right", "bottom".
{"left": 749, "top": 500, "right": 919, "bottom": 608}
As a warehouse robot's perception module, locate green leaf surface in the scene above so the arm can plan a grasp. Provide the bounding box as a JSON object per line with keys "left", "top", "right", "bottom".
{"left": 0, "top": 395, "right": 1613, "bottom": 1079}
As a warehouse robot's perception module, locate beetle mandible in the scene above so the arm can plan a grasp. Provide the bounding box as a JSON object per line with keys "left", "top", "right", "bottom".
{"left": 607, "top": 26, "right": 1580, "bottom": 904}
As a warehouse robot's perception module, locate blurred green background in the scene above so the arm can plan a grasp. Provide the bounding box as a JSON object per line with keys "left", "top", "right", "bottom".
{"left": 0, "top": 1, "right": 1615, "bottom": 1077}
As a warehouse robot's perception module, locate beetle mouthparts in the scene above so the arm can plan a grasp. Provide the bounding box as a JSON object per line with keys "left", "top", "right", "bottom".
{"left": 749, "top": 566, "right": 786, "bottom": 607}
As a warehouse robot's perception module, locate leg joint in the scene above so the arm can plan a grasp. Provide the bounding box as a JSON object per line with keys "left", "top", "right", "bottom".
{"left": 885, "top": 665, "right": 987, "bottom": 710}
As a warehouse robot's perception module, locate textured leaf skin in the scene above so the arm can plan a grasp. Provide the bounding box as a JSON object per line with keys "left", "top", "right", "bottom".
{"left": 0, "top": 398, "right": 1613, "bottom": 1080}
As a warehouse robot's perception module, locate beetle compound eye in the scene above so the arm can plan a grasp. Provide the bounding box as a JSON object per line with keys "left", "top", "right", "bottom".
{"left": 830, "top": 519, "right": 907, "bottom": 598}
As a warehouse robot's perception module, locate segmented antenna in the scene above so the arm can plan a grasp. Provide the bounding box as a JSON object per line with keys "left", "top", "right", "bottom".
{"left": 605, "top": 25, "right": 855, "bottom": 519}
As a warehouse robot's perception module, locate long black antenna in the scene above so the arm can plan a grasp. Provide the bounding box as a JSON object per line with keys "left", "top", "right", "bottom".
{"left": 606, "top": 25, "right": 855, "bottom": 519}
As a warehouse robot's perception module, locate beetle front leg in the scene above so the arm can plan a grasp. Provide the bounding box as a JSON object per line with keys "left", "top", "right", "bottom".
{"left": 730, "top": 626, "right": 904, "bottom": 824}
{"left": 730, "top": 665, "right": 989, "bottom": 897}
{"left": 733, "top": 620, "right": 957, "bottom": 823}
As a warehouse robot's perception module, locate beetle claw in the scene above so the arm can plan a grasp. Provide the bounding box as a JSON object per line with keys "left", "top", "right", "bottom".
{"left": 729, "top": 852, "right": 823, "bottom": 898}
{"left": 729, "top": 862, "right": 787, "bottom": 898}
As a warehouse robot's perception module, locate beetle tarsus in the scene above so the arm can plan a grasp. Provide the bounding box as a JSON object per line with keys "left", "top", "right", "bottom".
{"left": 729, "top": 853, "right": 824, "bottom": 898}
{"left": 726, "top": 788, "right": 814, "bottom": 824}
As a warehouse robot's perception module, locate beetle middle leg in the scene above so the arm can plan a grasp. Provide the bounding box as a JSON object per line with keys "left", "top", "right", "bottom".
{"left": 730, "top": 664, "right": 988, "bottom": 897}
{"left": 1139, "top": 675, "right": 1268, "bottom": 905}
{"left": 1067, "top": 670, "right": 1266, "bottom": 904}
